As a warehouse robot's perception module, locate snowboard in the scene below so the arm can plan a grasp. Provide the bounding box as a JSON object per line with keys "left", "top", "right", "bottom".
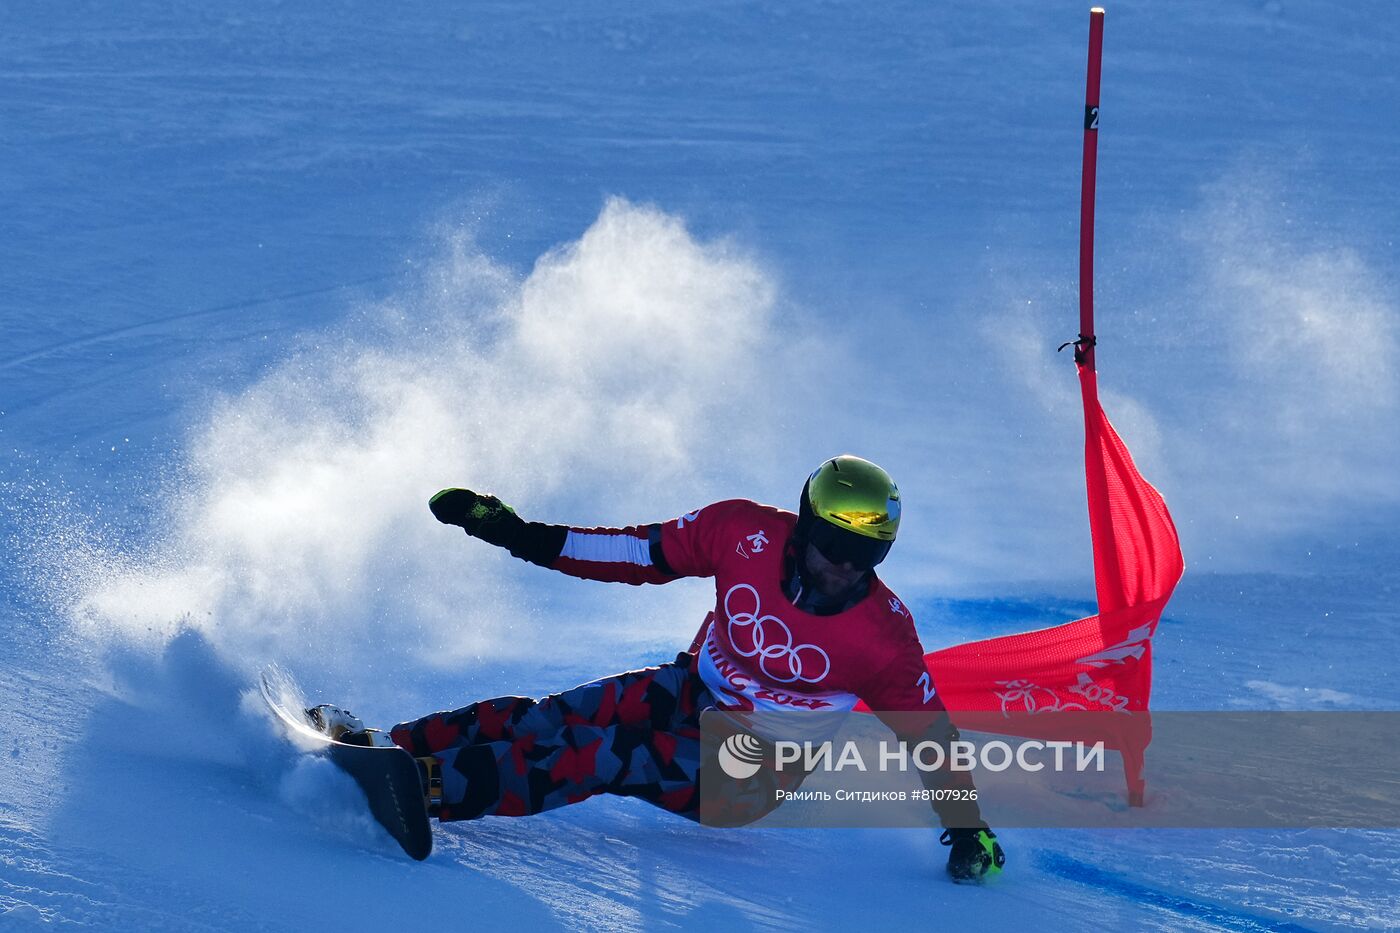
{"left": 259, "top": 665, "right": 433, "bottom": 861}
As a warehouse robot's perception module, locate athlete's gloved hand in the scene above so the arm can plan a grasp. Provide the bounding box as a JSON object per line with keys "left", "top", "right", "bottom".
{"left": 429, "top": 488, "right": 525, "bottom": 547}
{"left": 428, "top": 488, "right": 567, "bottom": 567}
{"left": 941, "top": 827, "right": 1005, "bottom": 883}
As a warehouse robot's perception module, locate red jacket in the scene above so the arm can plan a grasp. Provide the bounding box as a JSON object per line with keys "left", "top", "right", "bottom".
{"left": 550, "top": 498, "right": 946, "bottom": 740}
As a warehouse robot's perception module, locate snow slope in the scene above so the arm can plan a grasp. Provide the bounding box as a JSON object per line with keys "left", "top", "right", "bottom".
{"left": 3, "top": 1, "right": 1398, "bottom": 929}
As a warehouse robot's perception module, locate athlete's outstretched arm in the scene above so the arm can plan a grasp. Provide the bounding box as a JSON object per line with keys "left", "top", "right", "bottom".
{"left": 428, "top": 488, "right": 718, "bottom": 585}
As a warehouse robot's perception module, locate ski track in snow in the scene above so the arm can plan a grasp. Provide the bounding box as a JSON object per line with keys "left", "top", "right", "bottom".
{"left": 1037, "top": 851, "right": 1320, "bottom": 933}
{"left": 1, "top": 278, "right": 361, "bottom": 373}
{"left": 0, "top": 814, "right": 279, "bottom": 931}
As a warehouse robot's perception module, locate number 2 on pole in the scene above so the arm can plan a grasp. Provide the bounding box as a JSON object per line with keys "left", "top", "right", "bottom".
{"left": 1079, "top": 7, "right": 1105, "bottom": 372}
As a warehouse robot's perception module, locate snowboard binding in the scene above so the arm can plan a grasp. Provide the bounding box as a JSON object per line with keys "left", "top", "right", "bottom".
{"left": 260, "top": 669, "right": 435, "bottom": 860}
{"left": 304, "top": 704, "right": 441, "bottom": 814}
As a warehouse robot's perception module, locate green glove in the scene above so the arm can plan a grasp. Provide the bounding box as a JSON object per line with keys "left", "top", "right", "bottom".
{"left": 429, "top": 488, "right": 523, "bottom": 543}
{"left": 941, "top": 827, "right": 1006, "bottom": 883}
{"left": 428, "top": 488, "right": 566, "bottom": 566}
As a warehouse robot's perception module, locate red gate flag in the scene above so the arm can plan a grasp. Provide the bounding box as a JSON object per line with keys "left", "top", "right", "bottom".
{"left": 864, "top": 9, "right": 1182, "bottom": 805}
{"left": 916, "top": 362, "right": 1183, "bottom": 806}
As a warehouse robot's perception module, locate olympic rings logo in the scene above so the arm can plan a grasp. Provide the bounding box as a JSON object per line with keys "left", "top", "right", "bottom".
{"left": 723, "top": 583, "right": 831, "bottom": 684}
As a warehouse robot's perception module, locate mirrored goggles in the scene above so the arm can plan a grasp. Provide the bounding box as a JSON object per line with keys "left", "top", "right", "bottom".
{"left": 806, "top": 519, "right": 892, "bottom": 571}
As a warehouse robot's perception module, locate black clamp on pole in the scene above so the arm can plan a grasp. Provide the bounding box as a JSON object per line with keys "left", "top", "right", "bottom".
{"left": 1057, "top": 334, "right": 1098, "bottom": 365}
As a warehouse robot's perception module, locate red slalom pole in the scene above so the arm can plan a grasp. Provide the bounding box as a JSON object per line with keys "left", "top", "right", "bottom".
{"left": 1078, "top": 7, "right": 1105, "bottom": 372}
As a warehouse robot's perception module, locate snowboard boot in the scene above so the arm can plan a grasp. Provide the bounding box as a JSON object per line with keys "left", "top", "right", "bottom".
{"left": 306, "top": 704, "right": 395, "bottom": 747}
{"left": 306, "top": 703, "right": 365, "bottom": 739}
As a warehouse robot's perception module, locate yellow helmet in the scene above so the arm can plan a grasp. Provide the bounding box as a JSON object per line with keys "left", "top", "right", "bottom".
{"left": 798, "top": 455, "right": 901, "bottom": 569}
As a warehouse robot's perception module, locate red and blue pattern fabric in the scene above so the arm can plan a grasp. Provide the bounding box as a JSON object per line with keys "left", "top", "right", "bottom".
{"left": 391, "top": 658, "right": 713, "bottom": 821}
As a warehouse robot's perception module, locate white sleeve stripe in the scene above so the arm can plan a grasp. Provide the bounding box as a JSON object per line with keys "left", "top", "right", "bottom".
{"left": 561, "top": 530, "right": 653, "bottom": 566}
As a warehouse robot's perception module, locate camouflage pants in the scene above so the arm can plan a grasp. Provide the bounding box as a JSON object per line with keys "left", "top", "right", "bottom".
{"left": 390, "top": 655, "right": 715, "bottom": 822}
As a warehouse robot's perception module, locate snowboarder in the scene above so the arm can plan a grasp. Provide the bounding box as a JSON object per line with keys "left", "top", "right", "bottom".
{"left": 316, "top": 455, "right": 1006, "bottom": 881}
